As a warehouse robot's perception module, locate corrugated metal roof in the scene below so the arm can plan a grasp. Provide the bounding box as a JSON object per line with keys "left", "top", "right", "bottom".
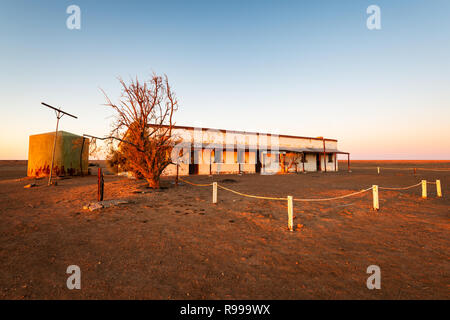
{"left": 156, "top": 124, "right": 338, "bottom": 142}
{"left": 282, "top": 147, "right": 346, "bottom": 153}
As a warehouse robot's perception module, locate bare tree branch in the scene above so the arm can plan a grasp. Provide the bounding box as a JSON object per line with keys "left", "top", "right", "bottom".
{"left": 90, "top": 74, "right": 179, "bottom": 188}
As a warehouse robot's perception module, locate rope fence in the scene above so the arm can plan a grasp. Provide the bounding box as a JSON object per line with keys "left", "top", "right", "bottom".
{"left": 177, "top": 177, "right": 443, "bottom": 232}
{"left": 292, "top": 187, "right": 373, "bottom": 202}
{"left": 217, "top": 184, "right": 286, "bottom": 201}
{"left": 178, "top": 177, "right": 213, "bottom": 187}
{"left": 417, "top": 168, "right": 450, "bottom": 172}
{"left": 378, "top": 182, "right": 422, "bottom": 190}
{"left": 353, "top": 166, "right": 450, "bottom": 174}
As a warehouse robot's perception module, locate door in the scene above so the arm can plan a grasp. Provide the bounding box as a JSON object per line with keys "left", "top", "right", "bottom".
{"left": 256, "top": 150, "right": 261, "bottom": 173}
{"left": 189, "top": 149, "right": 199, "bottom": 174}
{"left": 316, "top": 154, "right": 321, "bottom": 171}
{"left": 279, "top": 153, "right": 287, "bottom": 173}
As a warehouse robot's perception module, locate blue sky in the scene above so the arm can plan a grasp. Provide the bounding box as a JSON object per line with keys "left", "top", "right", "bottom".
{"left": 0, "top": 0, "right": 449, "bottom": 159}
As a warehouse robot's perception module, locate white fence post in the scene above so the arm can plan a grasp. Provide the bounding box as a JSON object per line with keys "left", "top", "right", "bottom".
{"left": 436, "top": 180, "right": 442, "bottom": 197}
{"left": 287, "top": 196, "right": 294, "bottom": 231}
{"left": 212, "top": 182, "right": 217, "bottom": 204}
{"left": 372, "top": 185, "right": 379, "bottom": 210}
{"left": 422, "top": 180, "right": 427, "bottom": 199}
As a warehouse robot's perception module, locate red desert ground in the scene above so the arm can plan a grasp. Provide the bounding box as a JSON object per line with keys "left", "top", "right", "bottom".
{"left": 0, "top": 160, "right": 448, "bottom": 299}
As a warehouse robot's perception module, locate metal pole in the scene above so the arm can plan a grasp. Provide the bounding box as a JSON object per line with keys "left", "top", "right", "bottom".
{"left": 302, "top": 152, "right": 305, "bottom": 173}
{"left": 48, "top": 112, "right": 60, "bottom": 186}
{"left": 98, "top": 168, "right": 101, "bottom": 201}
{"left": 348, "top": 153, "right": 351, "bottom": 172}
{"left": 80, "top": 137, "right": 85, "bottom": 176}
{"left": 41, "top": 102, "right": 77, "bottom": 186}
{"left": 209, "top": 150, "right": 212, "bottom": 176}
{"left": 98, "top": 167, "right": 104, "bottom": 201}
{"left": 334, "top": 153, "right": 337, "bottom": 172}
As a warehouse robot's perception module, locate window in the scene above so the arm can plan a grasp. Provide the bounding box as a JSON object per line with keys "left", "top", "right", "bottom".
{"left": 237, "top": 150, "right": 245, "bottom": 164}
{"left": 328, "top": 153, "right": 333, "bottom": 163}
{"left": 214, "top": 149, "right": 223, "bottom": 163}
{"left": 298, "top": 153, "right": 305, "bottom": 163}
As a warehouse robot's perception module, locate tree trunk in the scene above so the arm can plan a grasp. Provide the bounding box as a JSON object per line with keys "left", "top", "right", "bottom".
{"left": 146, "top": 176, "right": 160, "bottom": 189}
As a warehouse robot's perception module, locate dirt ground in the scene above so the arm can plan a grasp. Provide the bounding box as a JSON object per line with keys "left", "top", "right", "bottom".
{"left": 0, "top": 160, "right": 448, "bottom": 299}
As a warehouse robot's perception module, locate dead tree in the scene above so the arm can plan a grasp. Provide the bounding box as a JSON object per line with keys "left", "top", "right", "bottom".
{"left": 99, "top": 74, "right": 178, "bottom": 188}
{"left": 285, "top": 153, "right": 303, "bottom": 173}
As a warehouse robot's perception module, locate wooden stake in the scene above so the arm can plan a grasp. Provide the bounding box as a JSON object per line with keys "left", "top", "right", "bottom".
{"left": 175, "top": 164, "right": 179, "bottom": 186}
{"left": 372, "top": 185, "right": 379, "bottom": 210}
{"left": 212, "top": 182, "right": 217, "bottom": 204}
{"left": 422, "top": 180, "right": 427, "bottom": 199}
{"left": 413, "top": 168, "right": 416, "bottom": 175}
{"left": 377, "top": 167, "right": 380, "bottom": 174}
{"left": 436, "top": 180, "right": 442, "bottom": 197}
{"left": 287, "top": 196, "right": 294, "bottom": 231}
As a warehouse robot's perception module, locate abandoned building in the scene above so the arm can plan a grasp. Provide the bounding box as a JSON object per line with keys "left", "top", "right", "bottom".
{"left": 27, "top": 131, "right": 89, "bottom": 177}
{"left": 161, "top": 125, "right": 349, "bottom": 176}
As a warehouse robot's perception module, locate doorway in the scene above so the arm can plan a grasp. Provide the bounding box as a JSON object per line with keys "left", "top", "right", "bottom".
{"left": 279, "top": 153, "right": 287, "bottom": 173}
{"left": 256, "top": 150, "right": 261, "bottom": 173}
{"left": 316, "top": 154, "right": 321, "bottom": 171}
{"left": 189, "top": 149, "right": 199, "bottom": 174}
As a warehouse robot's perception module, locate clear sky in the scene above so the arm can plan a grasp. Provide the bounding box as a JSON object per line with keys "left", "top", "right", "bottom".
{"left": 0, "top": 0, "right": 449, "bottom": 160}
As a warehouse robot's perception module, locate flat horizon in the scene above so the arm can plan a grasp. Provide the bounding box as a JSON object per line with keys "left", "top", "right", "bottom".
{"left": 2, "top": 159, "right": 450, "bottom": 162}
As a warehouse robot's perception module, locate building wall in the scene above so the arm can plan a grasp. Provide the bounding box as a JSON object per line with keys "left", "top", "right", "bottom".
{"left": 162, "top": 163, "right": 189, "bottom": 176}
{"left": 304, "top": 153, "right": 317, "bottom": 172}
{"left": 261, "top": 152, "right": 341, "bottom": 173}
{"left": 172, "top": 128, "right": 337, "bottom": 149}
{"left": 158, "top": 127, "right": 340, "bottom": 176}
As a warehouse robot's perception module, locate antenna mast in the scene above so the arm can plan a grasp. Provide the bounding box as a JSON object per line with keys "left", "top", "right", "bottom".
{"left": 41, "top": 102, "right": 78, "bottom": 186}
